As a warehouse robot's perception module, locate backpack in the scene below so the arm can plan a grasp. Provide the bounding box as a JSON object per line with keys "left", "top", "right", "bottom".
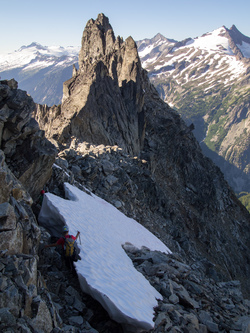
{"left": 64, "top": 236, "right": 75, "bottom": 258}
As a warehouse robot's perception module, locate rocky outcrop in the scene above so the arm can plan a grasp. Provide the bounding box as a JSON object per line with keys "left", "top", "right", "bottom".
{"left": 0, "top": 79, "right": 60, "bottom": 332}
{"left": 125, "top": 246, "right": 250, "bottom": 333}
{"left": 34, "top": 13, "right": 145, "bottom": 155}
{"left": 227, "top": 25, "right": 250, "bottom": 61}
{"left": 0, "top": 79, "right": 57, "bottom": 198}
{"left": 0, "top": 150, "right": 40, "bottom": 255}
{"left": 34, "top": 14, "right": 250, "bottom": 299}
{"left": 0, "top": 79, "right": 49, "bottom": 255}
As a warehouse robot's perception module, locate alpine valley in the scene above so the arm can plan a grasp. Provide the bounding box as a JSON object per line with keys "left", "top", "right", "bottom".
{"left": 1, "top": 25, "right": 249, "bottom": 207}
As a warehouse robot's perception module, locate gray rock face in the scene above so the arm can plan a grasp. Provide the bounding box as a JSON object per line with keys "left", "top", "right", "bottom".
{"left": 0, "top": 149, "right": 40, "bottom": 255}
{"left": 0, "top": 79, "right": 57, "bottom": 199}
{"left": 0, "top": 79, "right": 63, "bottom": 332}
{"left": 34, "top": 13, "right": 145, "bottom": 155}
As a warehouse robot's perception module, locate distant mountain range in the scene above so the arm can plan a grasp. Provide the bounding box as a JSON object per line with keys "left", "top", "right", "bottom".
{"left": 137, "top": 25, "right": 250, "bottom": 194}
{"left": 0, "top": 42, "right": 80, "bottom": 105}
{"left": 0, "top": 25, "right": 249, "bottom": 196}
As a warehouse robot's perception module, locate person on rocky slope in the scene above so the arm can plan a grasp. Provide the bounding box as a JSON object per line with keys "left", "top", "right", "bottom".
{"left": 45, "top": 225, "right": 81, "bottom": 273}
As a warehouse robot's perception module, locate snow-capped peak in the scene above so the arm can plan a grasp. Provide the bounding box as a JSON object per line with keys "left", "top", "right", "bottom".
{"left": 184, "top": 26, "right": 234, "bottom": 56}
{"left": 18, "top": 42, "right": 80, "bottom": 57}
{"left": 19, "top": 42, "right": 47, "bottom": 51}
{"left": 0, "top": 42, "right": 80, "bottom": 72}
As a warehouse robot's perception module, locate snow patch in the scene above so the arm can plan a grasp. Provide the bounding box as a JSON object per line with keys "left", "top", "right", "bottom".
{"left": 39, "top": 183, "right": 171, "bottom": 331}
{"left": 184, "top": 27, "right": 234, "bottom": 56}
{"left": 138, "top": 44, "right": 155, "bottom": 58}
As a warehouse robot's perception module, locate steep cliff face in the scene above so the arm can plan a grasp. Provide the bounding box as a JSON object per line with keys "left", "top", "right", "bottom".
{"left": 35, "top": 14, "right": 145, "bottom": 156}
{"left": 34, "top": 14, "right": 250, "bottom": 297}
{"left": 0, "top": 79, "right": 57, "bottom": 198}
{"left": 0, "top": 80, "right": 60, "bottom": 332}
{"left": 0, "top": 79, "right": 57, "bottom": 253}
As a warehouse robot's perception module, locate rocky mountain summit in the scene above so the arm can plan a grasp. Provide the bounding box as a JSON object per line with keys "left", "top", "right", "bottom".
{"left": 1, "top": 13, "right": 250, "bottom": 332}
{"left": 35, "top": 13, "right": 145, "bottom": 156}
{"left": 137, "top": 25, "right": 250, "bottom": 195}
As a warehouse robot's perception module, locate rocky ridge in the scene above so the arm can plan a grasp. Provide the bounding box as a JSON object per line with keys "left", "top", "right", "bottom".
{"left": 34, "top": 14, "right": 250, "bottom": 297}
{"left": 0, "top": 13, "right": 250, "bottom": 333}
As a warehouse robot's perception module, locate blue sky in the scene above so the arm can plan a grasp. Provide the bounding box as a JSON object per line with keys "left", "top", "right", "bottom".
{"left": 1, "top": 0, "right": 250, "bottom": 54}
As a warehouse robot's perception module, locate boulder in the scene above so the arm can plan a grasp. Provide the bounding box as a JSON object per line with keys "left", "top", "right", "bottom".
{"left": 0, "top": 202, "right": 16, "bottom": 230}
{"left": 0, "top": 308, "right": 17, "bottom": 329}
{"left": 30, "top": 296, "right": 53, "bottom": 332}
{"left": 0, "top": 223, "right": 23, "bottom": 254}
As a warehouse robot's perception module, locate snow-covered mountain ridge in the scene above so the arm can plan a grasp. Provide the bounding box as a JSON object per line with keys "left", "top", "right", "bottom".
{"left": 137, "top": 25, "right": 250, "bottom": 194}
{"left": 0, "top": 42, "right": 80, "bottom": 105}
{"left": 137, "top": 25, "right": 250, "bottom": 90}
{"left": 0, "top": 42, "right": 79, "bottom": 71}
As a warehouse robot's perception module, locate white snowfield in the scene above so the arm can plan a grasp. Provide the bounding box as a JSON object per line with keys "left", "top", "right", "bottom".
{"left": 0, "top": 42, "right": 80, "bottom": 72}
{"left": 39, "top": 183, "right": 171, "bottom": 331}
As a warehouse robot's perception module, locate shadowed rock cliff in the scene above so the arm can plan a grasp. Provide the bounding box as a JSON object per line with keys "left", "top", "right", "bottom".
{"left": 35, "top": 14, "right": 145, "bottom": 155}
{"left": 0, "top": 79, "right": 57, "bottom": 198}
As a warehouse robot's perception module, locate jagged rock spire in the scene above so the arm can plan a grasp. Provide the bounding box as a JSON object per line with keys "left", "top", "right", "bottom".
{"left": 78, "top": 13, "right": 116, "bottom": 72}
{"left": 229, "top": 24, "right": 250, "bottom": 43}
{"left": 38, "top": 13, "right": 146, "bottom": 155}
